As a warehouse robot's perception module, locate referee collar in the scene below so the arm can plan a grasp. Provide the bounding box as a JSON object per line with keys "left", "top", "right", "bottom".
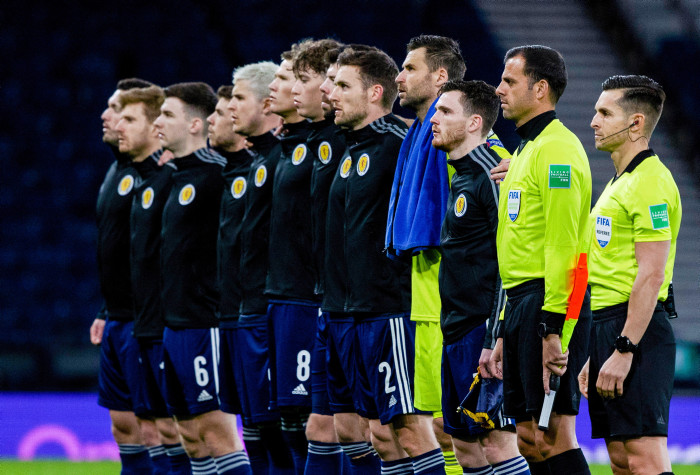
{"left": 515, "top": 110, "right": 556, "bottom": 154}
{"left": 612, "top": 148, "right": 655, "bottom": 183}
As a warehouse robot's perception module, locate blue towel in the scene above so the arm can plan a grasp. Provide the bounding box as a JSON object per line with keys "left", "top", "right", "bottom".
{"left": 385, "top": 99, "right": 448, "bottom": 257}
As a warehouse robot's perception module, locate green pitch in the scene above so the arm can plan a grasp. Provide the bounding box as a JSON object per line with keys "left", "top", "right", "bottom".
{"left": 1, "top": 460, "right": 699, "bottom": 474}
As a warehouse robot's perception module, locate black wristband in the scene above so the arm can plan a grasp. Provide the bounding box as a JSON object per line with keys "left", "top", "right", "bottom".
{"left": 542, "top": 310, "right": 566, "bottom": 329}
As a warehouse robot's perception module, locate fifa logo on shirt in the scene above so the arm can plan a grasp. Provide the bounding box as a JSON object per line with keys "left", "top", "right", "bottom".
{"left": 118, "top": 175, "right": 134, "bottom": 196}
{"left": 340, "top": 156, "right": 352, "bottom": 178}
{"left": 255, "top": 165, "right": 268, "bottom": 187}
{"left": 292, "top": 144, "right": 307, "bottom": 165}
{"left": 142, "top": 187, "right": 155, "bottom": 209}
{"left": 318, "top": 141, "right": 332, "bottom": 164}
{"left": 508, "top": 190, "right": 521, "bottom": 222}
{"left": 454, "top": 194, "right": 467, "bottom": 217}
{"left": 178, "top": 184, "right": 196, "bottom": 205}
{"left": 596, "top": 215, "right": 611, "bottom": 248}
{"left": 357, "top": 154, "right": 370, "bottom": 176}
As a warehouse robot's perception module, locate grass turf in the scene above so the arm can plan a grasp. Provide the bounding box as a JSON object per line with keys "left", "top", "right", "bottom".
{"left": 1, "top": 460, "right": 699, "bottom": 474}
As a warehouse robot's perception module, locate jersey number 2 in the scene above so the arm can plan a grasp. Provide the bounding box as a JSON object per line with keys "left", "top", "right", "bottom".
{"left": 378, "top": 362, "right": 396, "bottom": 394}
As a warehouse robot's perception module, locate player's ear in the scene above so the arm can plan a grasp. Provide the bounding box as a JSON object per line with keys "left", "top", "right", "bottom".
{"left": 261, "top": 97, "right": 272, "bottom": 115}
{"left": 189, "top": 117, "right": 203, "bottom": 134}
{"left": 435, "top": 67, "right": 449, "bottom": 87}
{"left": 368, "top": 84, "right": 383, "bottom": 105}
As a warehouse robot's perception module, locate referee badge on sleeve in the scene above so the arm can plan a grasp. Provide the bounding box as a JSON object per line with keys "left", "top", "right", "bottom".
{"left": 507, "top": 190, "right": 521, "bottom": 222}
{"left": 649, "top": 204, "right": 670, "bottom": 230}
{"left": 595, "top": 215, "right": 611, "bottom": 248}
{"left": 178, "top": 184, "right": 196, "bottom": 205}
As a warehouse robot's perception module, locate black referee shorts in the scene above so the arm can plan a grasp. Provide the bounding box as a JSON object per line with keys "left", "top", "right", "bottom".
{"left": 588, "top": 302, "right": 675, "bottom": 439}
{"left": 502, "top": 279, "right": 591, "bottom": 422}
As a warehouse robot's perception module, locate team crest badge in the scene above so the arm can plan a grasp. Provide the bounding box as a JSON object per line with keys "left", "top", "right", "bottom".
{"left": 231, "top": 177, "right": 246, "bottom": 199}
{"left": 178, "top": 184, "right": 196, "bottom": 205}
{"left": 340, "top": 156, "right": 352, "bottom": 178}
{"left": 141, "top": 187, "right": 154, "bottom": 209}
{"left": 595, "top": 215, "right": 612, "bottom": 248}
{"left": 507, "top": 190, "right": 521, "bottom": 222}
{"left": 255, "top": 165, "right": 267, "bottom": 187}
{"left": 318, "top": 141, "right": 332, "bottom": 164}
{"left": 649, "top": 204, "right": 670, "bottom": 230}
{"left": 118, "top": 175, "right": 134, "bottom": 196}
{"left": 292, "top": 144, "right": 307, "bottom": 165}
{"left": 454, "top": 194, "right": 467, "bottom": 217}
{"left": 357, "top": 154, "right": 370, "bottom": 176}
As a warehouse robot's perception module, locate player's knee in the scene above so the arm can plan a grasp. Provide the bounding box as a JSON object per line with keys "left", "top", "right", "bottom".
{"left": 155, "top": 418, "right": 180, "bottom": 444}
{"left": 368, "top": 423, "right": 396, "bottom": 459}
{"left": 305, "top": 413, "right": 337, "bottom": 442}
{"left": 110, "top": 411, "right": 141, "bottom": 443}
{"left": 516, "top": 431, "right": 540, "bottom": 461}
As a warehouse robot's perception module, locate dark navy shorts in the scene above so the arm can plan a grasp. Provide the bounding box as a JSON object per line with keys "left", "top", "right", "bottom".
{"left": 354, "top": 312, "right": 419, "bottom": 424}
{"left": 503, "top": 279, "right": 591, "bottom": 422}
{"left": 162, "top": 326, "right": 221, "bottom": 417}
{"left": 268, "top": 301, "right": 318, "bottom": 409}
{"left": 219, "top": 320, "right": 243, "bottom": 416}
{"left": 442, "top": 324, "right": 512, "bottom": 438}
{"left": 327, "top": 312, "right": 360, "bottom": 414}
{"left": 588, "top": 302, "right": 674, "bottom": 439}
{"left": 236, "top": 314, "right": 280, "bottom": 425}
{"left": 98, "top": 320, "right": 148, "bottom": 416}
{"left": 311, "top": 310, "right": 332, "bottom": 416}
{"left": 137, "top": 339, "right": 169, "bottom": 418}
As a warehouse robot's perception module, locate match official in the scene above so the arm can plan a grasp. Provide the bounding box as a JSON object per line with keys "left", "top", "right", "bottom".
{"left": 579, "top": 75, "right": 681, "bottom": 475}
{"left": 490, "top": 45, "right": 592, "bottom": 474}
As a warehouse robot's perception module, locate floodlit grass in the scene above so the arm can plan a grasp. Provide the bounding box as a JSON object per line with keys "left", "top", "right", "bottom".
{"left": 0, "top": 460, "right": 698, "bottom": 474}
{"left": 0, "top": 460, "right": 120, "bottom": 474}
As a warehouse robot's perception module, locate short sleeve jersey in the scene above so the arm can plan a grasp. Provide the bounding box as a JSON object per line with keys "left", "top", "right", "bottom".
{"left": 308, "top": 119, "right": 346, "bottom": 297}
{"left": 266, "top": 120, "right": 316, "bottom": 301}
{"left": 161, "top": 148, "right": 226, "bottom": 329}
{"left": 344, "top": 115, "right": 411, "bottom": 313}
{"left": 496, "top": 112, "right": 591, "bottom": 318}
{"left": 239, "top": 132, "right": 283, "bottom": 315}
{"left": 96, "top": 149, "right": 137, "bottom": 321}
{"left": 130, "top": 151, "right": 174, "bottom": 339}
{"left": 217, "top": 148, "right": 253, "bottom": 320}
{"left": 439, "top": 144, "right": 505, "bottom": 347}
{"left": 588, "top": 150, "right": 681, "bottom": 311}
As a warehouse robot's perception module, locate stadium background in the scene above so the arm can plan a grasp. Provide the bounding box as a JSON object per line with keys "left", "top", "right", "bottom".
{"left": 1, "top": 0, "right": 698, "bottom": 468}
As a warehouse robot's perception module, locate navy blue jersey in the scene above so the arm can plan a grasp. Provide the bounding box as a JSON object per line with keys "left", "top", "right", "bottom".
{"left": 161, "top": 148, "right": 226, "bottom": 329}
{"left": 308, "top": 119, "right": 346, "bottom": 297}
{"left": 343, "top": 115, "right": 411, "bottom": 313}
{"left": 439, "top": 144, "right": 504, "bottom": 347}
{"left": 265, "top": 120, "right": 316, "bottom": 301}
{"left": 239, "top": 132, "right": 283, "bottom": 315}
{"left": 130, "top": 151, "right": 174, "bottom": 339}
{"left": 96, "top": 148, "right": 137, "bottom": 321}
{"left": 217, "top": 148, "right": 254, "bottom": 320}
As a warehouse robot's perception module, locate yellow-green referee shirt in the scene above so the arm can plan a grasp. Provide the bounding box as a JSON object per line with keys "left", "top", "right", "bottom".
{"left": 497, "top": 112, "right": 591, "bottom": 320}
{"left": 588, "top": 150, "right": 681, "bottom": 311}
